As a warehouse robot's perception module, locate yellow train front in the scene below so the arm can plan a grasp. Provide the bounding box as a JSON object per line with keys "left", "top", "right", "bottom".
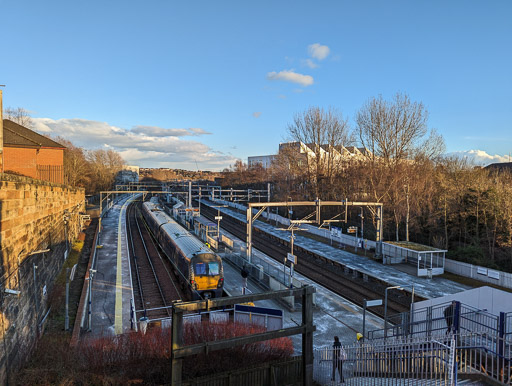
{"left": 142, "top": 199, "right": 224, "bottom": 299}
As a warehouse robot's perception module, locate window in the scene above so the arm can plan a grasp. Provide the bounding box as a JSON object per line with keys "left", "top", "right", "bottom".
{"left": 208, "top": 262, "right": 219, "bottom": 276}
{"left": 195, "top": 263, "right": 207, "bottom": 275}
{"left": 194, "top": 262, "right": 220, "bottom": 276}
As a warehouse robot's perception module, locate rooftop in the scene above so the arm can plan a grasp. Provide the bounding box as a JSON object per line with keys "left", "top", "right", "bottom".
{"left": 3, "top": 119, "right": 65, "bottom": 149}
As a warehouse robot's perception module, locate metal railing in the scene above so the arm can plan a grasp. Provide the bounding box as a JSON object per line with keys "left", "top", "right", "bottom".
{"left": 369, "top": 301, "right": 508, "bottom": 343}
{"left": 314, "top": 335, "right": 456, "bottom": 385}
{"left": 315, "top": 331, "right": 512, "bottom": 385}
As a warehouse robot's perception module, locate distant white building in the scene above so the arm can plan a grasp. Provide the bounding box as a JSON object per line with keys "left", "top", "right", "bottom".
{"left": 248, "top": 155, "right": 277, "bottom": 169}
{"left": 248, "top": 142, "right": 370, "bottom": 170}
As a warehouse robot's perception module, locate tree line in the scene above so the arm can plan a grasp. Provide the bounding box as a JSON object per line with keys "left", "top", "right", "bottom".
{"left": 222, "top": 93, "right": 512, "bottom": 272}
{"left": 4, "top": 107, "right": 125, "bottom": 194}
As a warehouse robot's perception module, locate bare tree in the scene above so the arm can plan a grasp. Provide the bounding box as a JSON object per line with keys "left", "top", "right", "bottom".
{"left": 285, "top": 106, "right": 353, "bottom": 199}
{"left": 4, "top": 107, "right": 34, "bottom": 128}
{"left": 356, "top": 93, "right": 445, "bottom": 240}
{"left": 56, "top": 137, "right": 91, "bottom": 188}
{"left": 87, "top": 149, "right": 125, "bottom": 192}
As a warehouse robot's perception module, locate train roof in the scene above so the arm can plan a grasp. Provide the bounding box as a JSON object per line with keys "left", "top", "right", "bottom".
{"left": 143, "top": 200, "right": 214, "bottom": 258}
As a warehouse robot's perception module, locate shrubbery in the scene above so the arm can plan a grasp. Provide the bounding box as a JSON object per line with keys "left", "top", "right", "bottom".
{"left": 16, "top": 321, "right": 293, "bottom": 385}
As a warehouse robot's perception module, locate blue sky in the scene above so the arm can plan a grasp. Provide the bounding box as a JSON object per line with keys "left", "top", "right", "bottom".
{"left": 1, "top": 0, "right": 511, "bottom": 170}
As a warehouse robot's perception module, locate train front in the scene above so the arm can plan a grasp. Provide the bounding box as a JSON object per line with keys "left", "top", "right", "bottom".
{"left": 190, "top": 252, "right": 224, "bottom": 299}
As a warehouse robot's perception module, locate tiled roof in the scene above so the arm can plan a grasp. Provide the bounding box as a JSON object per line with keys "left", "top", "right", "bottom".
{"left": 3, "top": 119, "right": 65, "bottom": 149}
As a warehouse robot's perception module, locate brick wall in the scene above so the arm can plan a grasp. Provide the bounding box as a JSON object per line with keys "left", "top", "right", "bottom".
{"left": 0, "top": 173, "right": 85, "bottom": 383}
{"left": 3, "top": 147, "right": 64, "bottom": 183}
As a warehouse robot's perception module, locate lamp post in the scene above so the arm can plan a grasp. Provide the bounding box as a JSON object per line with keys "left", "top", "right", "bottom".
{"left": 384, "top": 284, "right": 415, "bottom": 339}
{"left": 384, "top": 285, "right": 403, "bottom": 339}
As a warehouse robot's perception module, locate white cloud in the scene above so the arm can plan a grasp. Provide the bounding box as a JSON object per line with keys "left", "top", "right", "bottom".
{"left": 131, "top": 126, "right": 211, "bottom": 137}
{"left": 266, "top": 70, "right": 314, "bottom": 86}
{"left": 253, "top": 112, "right": 262, "bottom": 118}
{"left": 444, "top": 149, "right": 510, "bottom": 166}
{"left": 32, "top": 117, "right": 236, "bottom": 170}
{"left": 308, "top": 43, "right": 330, "bottom": 60}
{"left": 303, "top": 59, "right": 318, "bottom": 69}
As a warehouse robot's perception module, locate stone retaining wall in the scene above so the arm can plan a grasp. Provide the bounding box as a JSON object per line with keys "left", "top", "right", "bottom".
{"left": 0, "top": 173, "right": 85, "bottom": 383}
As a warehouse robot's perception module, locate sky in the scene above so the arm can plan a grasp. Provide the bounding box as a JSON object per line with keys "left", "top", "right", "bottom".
{"left": 1, "top": 0, "right": 511, "bottom": 170}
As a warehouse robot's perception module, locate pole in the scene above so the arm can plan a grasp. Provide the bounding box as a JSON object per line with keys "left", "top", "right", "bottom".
{"left": 410, "top": 285, "right": 415, "bottom": 336}
{"left": 246, "top": 208, "right": 252, "bottom": 263}
{"left": 65, "top": 268, "right": 70, "bottom": 330}
{"left": 267, "top": 182, "right": 271, "bottom": 218}
{"left": 198, "top": 187, "right": 201, "bottom": 216}
{"left": 88, "top": 269, "right": 95, "bottom": 331}
{"left": 384, "top": 289, "right": 388, "bottom": 339}
{"left": 98, "top": 192, "right": 103, "bottom": 244}
{"left": 290, "top": 229, "right": 295, "bottom": 286}
{"left": 363, "top": 300, "right": 367, "bottom": 341}
{"left": 188, "top": 181, "right": 192, "bottom": 208}
{"left": 217, "top": 209, "right": 221, "bottom": 241}
{"left": 283, "top": 256, "right": 287, "bottom": 286}
{"left": 33, "top": 263, "right": 38, "bottom": 318}
{"left": 360, "top": 207, "right": 364, "bottom": 255}
{"left": 384, "top": 285, "right": 403, "bottom": 339}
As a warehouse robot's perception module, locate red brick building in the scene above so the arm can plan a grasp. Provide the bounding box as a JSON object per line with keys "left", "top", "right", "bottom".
{"left": 2, "top": 119, "right": 65, "bottom": 184}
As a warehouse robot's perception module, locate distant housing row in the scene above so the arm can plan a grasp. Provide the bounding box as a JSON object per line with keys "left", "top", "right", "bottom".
{"left": 249, "top": 141, "right": 512, "bottom": 173}
{"left": 248, "top": 141, "right": 371, "bottom": 169}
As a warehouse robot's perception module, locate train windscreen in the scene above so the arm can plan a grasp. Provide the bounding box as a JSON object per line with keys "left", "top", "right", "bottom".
{"left": 194, "top": 262, "right": 220, "bottom": 276}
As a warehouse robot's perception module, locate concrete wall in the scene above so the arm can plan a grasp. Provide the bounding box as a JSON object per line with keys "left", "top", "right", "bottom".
{"left": 412, "top": 286, "right": 512, "bottom": 317}
{"left": 444, "top": 258, "right": 512, "bottom": 289}
{"left": 0, "top": 173, "right": 85, "bottom": 383}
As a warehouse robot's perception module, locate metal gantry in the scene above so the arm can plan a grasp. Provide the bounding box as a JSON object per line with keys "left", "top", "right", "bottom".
{"left": 245, "top": 200, "right": 384, "bottom": 263}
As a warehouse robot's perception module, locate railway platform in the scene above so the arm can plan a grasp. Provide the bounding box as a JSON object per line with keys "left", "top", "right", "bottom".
{"left": 87, "top": 194, "right": 138, "bottom": 337}
{"left": 212, "top": 219, "right": 385, "bottom": 350}
{"left": 205, "top": 201, "right": 470, "bottom": 300}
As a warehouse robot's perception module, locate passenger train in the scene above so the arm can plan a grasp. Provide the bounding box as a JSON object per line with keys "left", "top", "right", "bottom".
{"left": 141, "top": 198, "right": 224, "bottom": 299}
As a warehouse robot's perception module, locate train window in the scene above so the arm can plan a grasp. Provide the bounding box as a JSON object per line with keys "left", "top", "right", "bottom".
{"left": 208, "top": 262, "right": 219, "bottom": 276}
{"left": 195, "top": 263, "right": 207, "bottom": 275}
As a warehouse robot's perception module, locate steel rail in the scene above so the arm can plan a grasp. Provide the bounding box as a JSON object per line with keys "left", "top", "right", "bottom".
{"left": 133, "top": 205, "right": 169, "bottom": 311}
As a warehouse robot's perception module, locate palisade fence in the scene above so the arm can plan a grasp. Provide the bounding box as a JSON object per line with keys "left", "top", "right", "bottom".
{"left": 36, "top": 164, "right": 64, "bottom": 184}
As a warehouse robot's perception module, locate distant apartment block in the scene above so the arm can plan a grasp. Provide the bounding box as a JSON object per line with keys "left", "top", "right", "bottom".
{"left": 247, "top": 155, "right": 277, "bottom": 168}
{"left": 248, "top": 142, "right": 370, "bottom": 169}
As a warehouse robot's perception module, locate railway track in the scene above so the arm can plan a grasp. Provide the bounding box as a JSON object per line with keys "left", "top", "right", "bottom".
{"left": 198, "top": 201, "right": 423, "bottom": 319}
{"left": 127, "top": 201, "right": 183, "bottom": 320}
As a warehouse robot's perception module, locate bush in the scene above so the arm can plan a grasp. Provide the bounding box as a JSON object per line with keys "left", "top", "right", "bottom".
{"left": 16, "top": 321, "right": 293, "bottom": 384}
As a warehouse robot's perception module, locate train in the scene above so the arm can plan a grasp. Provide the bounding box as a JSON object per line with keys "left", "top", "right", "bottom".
{"left": 141, "top": 197, "right": 224, "bottom": 299}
